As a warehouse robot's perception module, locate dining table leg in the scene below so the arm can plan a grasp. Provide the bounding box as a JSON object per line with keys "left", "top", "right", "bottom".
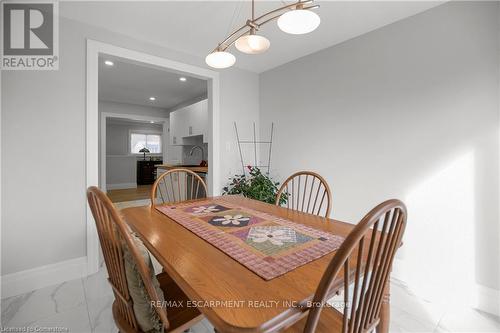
{"left": 377, "top": 278, "right": 391, "bottom": 333}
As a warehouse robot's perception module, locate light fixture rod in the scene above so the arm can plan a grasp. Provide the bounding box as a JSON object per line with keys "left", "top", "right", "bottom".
{"left": 256, "top": 13, "right": 282, "bottom": 28}
{"left": 252, "top": 0, "right": 255, "bottom": 21}
{"left": 215, "top": 25, "right": 250, "bottom": 52}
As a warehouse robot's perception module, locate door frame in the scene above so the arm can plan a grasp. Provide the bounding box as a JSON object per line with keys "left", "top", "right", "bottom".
{"left": 86, "top": 39, "right": 220, "bottom": 274}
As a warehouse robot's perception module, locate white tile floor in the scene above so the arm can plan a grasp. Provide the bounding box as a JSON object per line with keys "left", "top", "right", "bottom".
{"left": 2, "top": 266, "right": 499, "bottom": 332}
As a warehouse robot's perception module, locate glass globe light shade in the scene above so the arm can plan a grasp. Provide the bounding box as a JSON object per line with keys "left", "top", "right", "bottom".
{"left": 277, "top": 9, "right": 320, "bottom": 35}
{"left": 235, "top": 34, "right": 270, "bottom": 54}
{"left": 205, "top": 51, "right": 236, "bottom": 69}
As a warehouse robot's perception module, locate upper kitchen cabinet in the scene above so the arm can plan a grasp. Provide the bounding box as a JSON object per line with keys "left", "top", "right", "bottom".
{"left": 170, "top": 99, "right": 208, "bottom": 145}
{"left": 191, "top": 99, "right": 208, "bottom": 143}
{"left": 170, "top": 106, "right": 188, "bottom": 145}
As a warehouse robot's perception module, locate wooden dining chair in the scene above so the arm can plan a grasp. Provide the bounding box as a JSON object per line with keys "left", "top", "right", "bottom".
{"left": 87, "top": 186, "right": 203, "bottom": 333}
{"left": 275, "top": 171, "right": 332, "bottom": 218}
{"left": 151, "top": 168, "right": 208, "bottom": 207}
{"left": 278, "top": 199, "right": 407, "bottom": 333}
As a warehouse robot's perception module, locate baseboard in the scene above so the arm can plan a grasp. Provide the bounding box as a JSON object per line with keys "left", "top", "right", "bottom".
{"left": 106, "top": 182, "right": 137, "bottom": 190}
{"left": 392, "top": 258, "right": 499, "bottom": 316}
{"left": 475, "top": 284, "right": 500, "bottom": 316}
{"left": 1, "top": 256, "right": 88, "bottom": 299}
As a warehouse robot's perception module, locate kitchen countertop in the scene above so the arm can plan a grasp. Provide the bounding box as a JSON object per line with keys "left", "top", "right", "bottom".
{"left": 156, "top": 164, "right": 208, "bottom": 174}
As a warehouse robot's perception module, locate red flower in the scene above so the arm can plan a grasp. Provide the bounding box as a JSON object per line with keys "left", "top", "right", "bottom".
{"left": 247, "top": 165, "right": 252, "bottom": 170}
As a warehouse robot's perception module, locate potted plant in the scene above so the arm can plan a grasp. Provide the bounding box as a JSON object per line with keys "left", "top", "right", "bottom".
{"left": 222, "top": 166, "right": 287, "bottom": 205}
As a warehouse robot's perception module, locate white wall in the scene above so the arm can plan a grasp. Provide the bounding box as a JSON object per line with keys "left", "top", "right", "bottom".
{"left": 260, "top": 0, "right": 500, "bottom": 304}
{"left": 221, "top": 69, "right": 261, "bottom": 180}
{"left": 1, "top": 4, "right": 259, "bottom": 277}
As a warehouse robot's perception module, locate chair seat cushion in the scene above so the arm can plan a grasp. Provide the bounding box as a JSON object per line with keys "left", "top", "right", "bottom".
{"left": 123, "top": 232, "right": 165, "bottom": 333}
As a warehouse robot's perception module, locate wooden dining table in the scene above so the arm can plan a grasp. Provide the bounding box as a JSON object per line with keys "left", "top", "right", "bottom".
{"left": 121, "top": 195, "right": 391, "bottom": 333}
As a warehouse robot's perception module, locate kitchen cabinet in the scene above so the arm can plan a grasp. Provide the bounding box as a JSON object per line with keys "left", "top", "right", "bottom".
{"left": 170, "top": 107, "right": 189, "bottom": 144}
{"left": 170, "top": 99, "right": 208, "bottom": 145}
{"left": 190, "top": 99, "right": 208, "bottom": 142}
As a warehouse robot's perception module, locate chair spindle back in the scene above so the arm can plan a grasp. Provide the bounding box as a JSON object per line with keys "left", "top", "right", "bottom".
{"left": 276, "top": 171, "right": 332, "bottom": 218}
{"left": 303, "top": 199, "right": 407, "bottom": 333}
{"left": 151, "top": 168, "right": 208, "bottom": 207}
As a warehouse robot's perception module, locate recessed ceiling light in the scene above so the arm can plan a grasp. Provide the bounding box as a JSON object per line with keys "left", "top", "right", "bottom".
{"left": 104, "top": 60, "right": 114, "bottom": 66}
{"left": 179, "top": 77, "right": 187, "bottom": 82}
{"left": 149, "top": 97, "right": 156, "bottom": 101}
{"left": 150, "top": 121, "right": 155, "bottom": 124}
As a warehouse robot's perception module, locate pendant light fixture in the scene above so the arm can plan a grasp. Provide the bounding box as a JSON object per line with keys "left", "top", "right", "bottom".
{"left": 206, "top": 0, "right": 320, "bottom": 69}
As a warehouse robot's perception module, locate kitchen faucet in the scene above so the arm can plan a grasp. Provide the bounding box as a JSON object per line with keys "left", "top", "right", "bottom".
{"left": 189, "top": 145, "right": 206, "bottom": 166}
{"left": 189, "top": 145, "right": 204, "bottom": 157}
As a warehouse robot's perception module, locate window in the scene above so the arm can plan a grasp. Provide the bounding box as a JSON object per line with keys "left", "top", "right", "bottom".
{"left": 130, "top": 132, "right": 162, "bottom": 154}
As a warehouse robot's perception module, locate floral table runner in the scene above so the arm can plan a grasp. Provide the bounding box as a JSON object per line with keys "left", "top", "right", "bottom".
{"left": 155, "top": 198, "right": 344, "bottom": 280}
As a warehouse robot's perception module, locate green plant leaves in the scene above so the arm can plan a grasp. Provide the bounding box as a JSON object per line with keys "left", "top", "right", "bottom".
{"left": 222, "top": 167, "right": 287, "bottom": 205}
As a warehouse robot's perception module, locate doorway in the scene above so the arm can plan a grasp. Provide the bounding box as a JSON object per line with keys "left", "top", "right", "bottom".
{"left": 86, "top": 40, "right": 220, "bottom": 274}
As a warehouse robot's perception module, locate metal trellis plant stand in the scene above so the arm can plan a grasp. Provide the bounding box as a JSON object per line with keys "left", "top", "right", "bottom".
{"left": 234, "top": 121, "right": 274, "bottom": 176}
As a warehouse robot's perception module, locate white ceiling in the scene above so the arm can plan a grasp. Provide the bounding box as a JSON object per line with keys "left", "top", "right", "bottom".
{"left": 107, "top": 117, "right": 165, "bottom": 127}
{"left": 99, "top": 56, "right": 207, "bottom": 109}
{"left": 63, "top": 1, "right": 444, "bottom": 73}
